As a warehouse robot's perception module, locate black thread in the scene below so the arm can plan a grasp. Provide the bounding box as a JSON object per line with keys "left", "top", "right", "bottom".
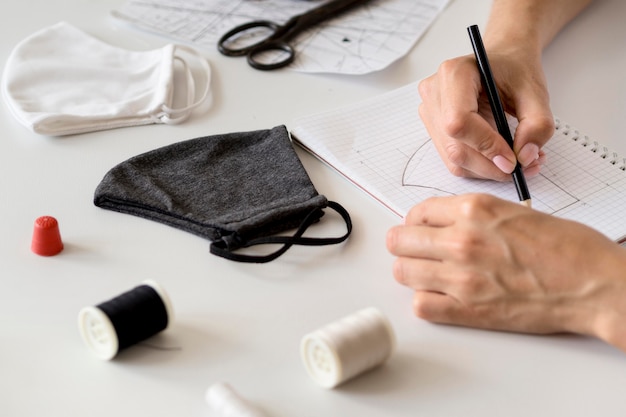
{"left": 97, "top": 284, "right": 169, "bottom": 352}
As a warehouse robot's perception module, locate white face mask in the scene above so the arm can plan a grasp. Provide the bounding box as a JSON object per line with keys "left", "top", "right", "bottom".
{"left": 1, "top": 22, "right": 211, "bottom": 136}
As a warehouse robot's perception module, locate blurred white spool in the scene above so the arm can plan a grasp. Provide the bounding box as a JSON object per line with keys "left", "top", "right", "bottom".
{"left": 300, "top": 307, "right": 396, "bottom": 388}
{"left": 205, "top": 382, "right": 268, "bottom": 417}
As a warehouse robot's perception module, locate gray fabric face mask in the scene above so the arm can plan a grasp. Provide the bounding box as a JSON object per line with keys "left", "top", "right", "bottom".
{"left": 93, "top": 125, "right": 351, "bottom": 263}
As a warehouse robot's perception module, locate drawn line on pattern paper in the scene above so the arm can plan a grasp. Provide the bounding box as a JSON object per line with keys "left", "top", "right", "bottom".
{"left": 400, "top": 138, "right": 583, "bottom": 215}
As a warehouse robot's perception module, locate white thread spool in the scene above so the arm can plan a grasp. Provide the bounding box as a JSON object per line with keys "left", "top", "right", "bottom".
{"left": 205, "top": 382, "right": 268, "bottom": 417}
{"left": 300, "top": 307, "right": 395, "bottom": 388}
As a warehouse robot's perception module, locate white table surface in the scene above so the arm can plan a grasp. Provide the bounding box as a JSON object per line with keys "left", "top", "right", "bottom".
{"left": 2, "top": 1, "right": 625, "bottom": 416}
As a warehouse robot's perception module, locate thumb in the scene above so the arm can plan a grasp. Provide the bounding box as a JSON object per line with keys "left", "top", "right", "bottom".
{"left": 511, "top": 92, "right": 555, "bottom": 168}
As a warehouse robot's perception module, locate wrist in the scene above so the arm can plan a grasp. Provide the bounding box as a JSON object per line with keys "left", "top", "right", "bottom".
{"left": 483, "top": 25, "right": 543, "bottom": 64}
{"left": 583, "top": 247, "right": 626, "bottom": 353}
{"left": 483, "top": 0, "right": 593, "bottom": 55}
{"left": 483, "top": 3, "right": 544, "bottom": 58}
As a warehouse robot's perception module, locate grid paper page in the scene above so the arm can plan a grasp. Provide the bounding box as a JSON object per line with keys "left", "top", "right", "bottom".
{"left": 290, "top": 83, "right": 626, "bottom": 242}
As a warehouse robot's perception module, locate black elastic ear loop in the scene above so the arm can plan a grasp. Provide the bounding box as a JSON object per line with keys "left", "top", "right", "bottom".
{"left": 210, "top": 201, "right": 352, "bottom": 263}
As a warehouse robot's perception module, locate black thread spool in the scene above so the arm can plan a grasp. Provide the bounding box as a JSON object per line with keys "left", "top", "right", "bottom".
{"left": 78, "top": 280, "right": 173, "bottom": 360}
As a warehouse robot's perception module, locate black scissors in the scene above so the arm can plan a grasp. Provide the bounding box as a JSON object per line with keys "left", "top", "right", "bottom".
{"left": 218, "top": 0, "right": 369, "bottom": 71}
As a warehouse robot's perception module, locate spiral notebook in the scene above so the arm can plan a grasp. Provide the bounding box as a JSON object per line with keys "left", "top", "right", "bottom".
{"left": 290, "top": 82, "right": 626, "bottom": 244}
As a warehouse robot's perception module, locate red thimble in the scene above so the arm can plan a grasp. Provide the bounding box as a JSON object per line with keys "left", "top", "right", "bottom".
{"left": 31, "top": 216, "right": 64, "bottom": 256}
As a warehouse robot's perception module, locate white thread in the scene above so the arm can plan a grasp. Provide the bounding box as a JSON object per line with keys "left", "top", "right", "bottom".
{"left": 300, "top": 307, "right": 395, "bottom": 388}
{"left": 205, "top": 382, "right": 268, "bottom": 417}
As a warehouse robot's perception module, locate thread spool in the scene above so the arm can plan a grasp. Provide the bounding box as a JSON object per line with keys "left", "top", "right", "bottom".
{"left": 78, "top": 280, "right": 173, "bottom": 360}
{"left": 300, "top": 307, "right": 395, "bottom": 388}
{"left": 205, "top": 382, "right": 268, "bottom": 417}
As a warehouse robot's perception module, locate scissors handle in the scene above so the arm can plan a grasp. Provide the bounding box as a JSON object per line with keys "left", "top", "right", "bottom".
{"left": 218, "top": 20, "right": 282, "bottom": 57}
{"left": 247, "top": 42, "right": 295, "bottom": 71}
{"left": 218, "top": 0, "right": 369, "bottom": 70}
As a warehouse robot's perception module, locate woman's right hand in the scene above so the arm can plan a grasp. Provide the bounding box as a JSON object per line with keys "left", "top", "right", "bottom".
{"left": 417, "top": 47, "right": 554, "bottom": 181}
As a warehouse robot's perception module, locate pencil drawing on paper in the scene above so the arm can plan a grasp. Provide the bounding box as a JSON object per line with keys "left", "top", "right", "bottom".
{"left": 400, "top": 137, "right": 583, "bottom": 214}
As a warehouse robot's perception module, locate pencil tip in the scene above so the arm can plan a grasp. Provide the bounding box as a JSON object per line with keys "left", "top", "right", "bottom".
{"left": 520, "top": 199, "right": 532, "bottom": 208}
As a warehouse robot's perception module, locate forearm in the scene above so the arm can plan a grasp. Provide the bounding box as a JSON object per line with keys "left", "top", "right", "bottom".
{"left": 586, "top": 245, "right": 626, "bottom": 353}
{"left": 484, "top": 0, "right": 593, "bottom": 55}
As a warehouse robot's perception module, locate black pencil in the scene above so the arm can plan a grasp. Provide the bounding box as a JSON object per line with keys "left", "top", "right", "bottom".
{"left": 467, "top": 24, "right": 532, "bottom": 207}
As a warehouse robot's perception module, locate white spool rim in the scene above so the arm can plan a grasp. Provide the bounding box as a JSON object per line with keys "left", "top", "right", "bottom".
{"left": 300, "top": 332, "right": 342, "bottom": 389}
{"left": 77, "top": 306, "right": 118, "bottom": 360}
{"left": 142, "top": 279, "right": 174, "bottom": 328}
{"left": 300, "top": 307, "right": 397, "bottom": 389}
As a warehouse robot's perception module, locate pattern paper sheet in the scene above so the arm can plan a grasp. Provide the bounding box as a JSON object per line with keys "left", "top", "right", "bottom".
{"left": 112, "top": 0, "right": 450, "bottom": 75}
{"left": 290, "top": 83, "right": 626, "bottom": 242}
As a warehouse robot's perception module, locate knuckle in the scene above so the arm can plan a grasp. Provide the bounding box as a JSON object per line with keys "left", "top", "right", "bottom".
{"left": 444, "top": 142, "right": 469, "bottom": 170}
{"left": 441, "top": 111, "right": 469, "bottom": 139}
{"left": 456, "top": 270, "right": 484, "bottom": 294}
{"left": 447, "top": 163, "right": 467, "bottom": 178}
{"left": 475, "top": 135, "right": 498, "bottom": 154}
{"left": 412, "top": 294, "right": 432, "bottom": 319}
{"left": 438, "top": 58, "right": 459, "bottom": 76}
{"left": 417, "top": 77, "right": 433, "bottom": 98}
{"left": 457, "top": 194, "right": 494, "bottom": 218}
{"left": 450, "top": 236, "right": 480, "bottom": 263}
{"left": 533, "top": 116, "right": 556, "bottom": 142}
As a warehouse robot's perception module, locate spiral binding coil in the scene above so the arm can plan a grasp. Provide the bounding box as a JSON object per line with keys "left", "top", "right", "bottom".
{"left": 555, "top": 118, "right": 626, "bottom": 170}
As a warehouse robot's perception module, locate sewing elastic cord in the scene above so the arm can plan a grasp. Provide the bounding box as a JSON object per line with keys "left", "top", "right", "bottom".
{"left": 156, "top": 45, "right": 212, "bottom": 125}
{"left": 210, "top": 201, "right": 353, "bottom": 263}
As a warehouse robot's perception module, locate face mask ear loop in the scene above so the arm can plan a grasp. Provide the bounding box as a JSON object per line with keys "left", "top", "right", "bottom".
{"left": 157, "top": 45, "right": 212, "bottom": 125}
{"left": 209, "top": 201, "right": 353, "bottom": 263}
